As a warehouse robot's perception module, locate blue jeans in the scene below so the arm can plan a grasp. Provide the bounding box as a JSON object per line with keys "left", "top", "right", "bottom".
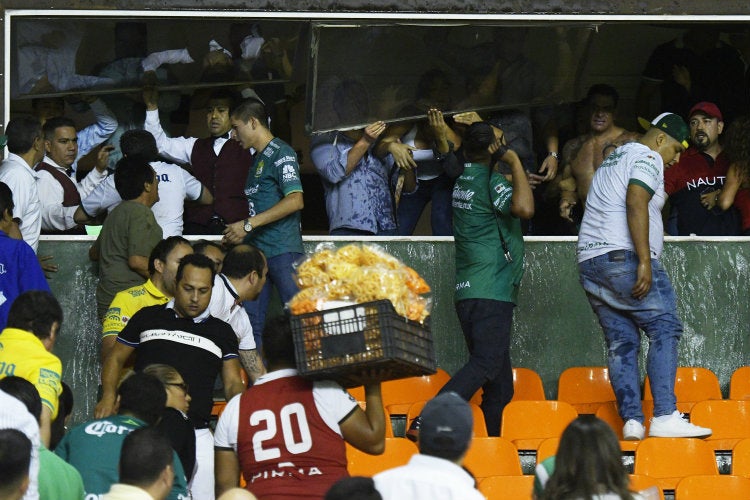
{"left": 243, "top": 252, "right": 303, "bottom": 350}
{"left": 397, "top": 174, "right": 454, "bottom": 236}
{"left": 438, "top": 299, "right": 515, "bottom": 436}
{"left": 578, "top": 250, "right": 683, "bottom": 422}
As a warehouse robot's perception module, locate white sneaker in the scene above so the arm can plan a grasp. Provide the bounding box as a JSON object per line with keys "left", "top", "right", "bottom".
{"left": 648, "top": 411, "right": 712, "bottom": 438}
{"left": 623, "top": 419, "right": 646, "bottom": 440}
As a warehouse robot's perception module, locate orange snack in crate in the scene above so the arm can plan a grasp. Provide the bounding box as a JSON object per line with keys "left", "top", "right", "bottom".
{"left": 325, "top": 260, "right": 359, "bottom": 281}
{"left": 360, "top": 244, "right": 401, "bottom": 268}
{"left": 335, "top": 244, "right": 363, "bottom": 264}
{"left": 295, "top": 259, "right": 331, "bottom": 288}
{"left": 404, "top": 266, "right": 430, "bottom": 294}
{"left": 288, "top": 286, "right": 327, "bottom": 314}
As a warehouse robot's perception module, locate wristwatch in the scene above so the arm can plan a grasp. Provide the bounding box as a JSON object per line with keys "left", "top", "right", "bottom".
{"left": 548, "top": 151, "right": 559, "bottom": 159}
{"left": 243, "top": 218, "right": 253, "bottom": 233}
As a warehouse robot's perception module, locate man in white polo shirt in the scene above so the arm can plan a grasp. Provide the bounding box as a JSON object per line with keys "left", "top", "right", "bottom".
{"left": 577, "top": 112, "right": 711, "bottom": 441}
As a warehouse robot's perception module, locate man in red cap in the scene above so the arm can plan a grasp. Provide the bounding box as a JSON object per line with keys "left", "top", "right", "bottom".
{"left": 663, "top": 101, "right": 741, "bottom": 235}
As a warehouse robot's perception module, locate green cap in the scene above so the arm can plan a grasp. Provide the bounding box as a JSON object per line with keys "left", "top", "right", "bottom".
{"left": 637, "top": 112, "right": 690, "bottom": 149}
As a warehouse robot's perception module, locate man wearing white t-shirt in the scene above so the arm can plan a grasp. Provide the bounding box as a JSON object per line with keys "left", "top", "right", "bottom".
{"left": 214, "top": 316, "right": 386, "bottom": 499}
{"left": 208, "top": 244, "right": 267, "bottom": 382}
{"left": 577, "top": 113, "right": 711, "bottom": 441}
{"left": 76, "top": 129, "right": 213, "bottom": 236}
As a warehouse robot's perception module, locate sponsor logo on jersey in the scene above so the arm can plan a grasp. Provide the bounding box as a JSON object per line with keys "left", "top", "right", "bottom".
{"left": 255, "top": 160, "right": 265, "bottom": 177}
{"left": 0, "top": 263, "right": 5, "bottom": 274}
{"left": 84, "top": 419, "right": 135, "bottom": 438}
{"left": 456, "top": 280, "right": 471, "bottom": 291}
{"left": 281, "top": 164, "right": 298, "bottom": 182}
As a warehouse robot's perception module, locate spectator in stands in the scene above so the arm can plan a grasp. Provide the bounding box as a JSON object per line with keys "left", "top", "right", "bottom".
{"left": 49, "top": 381, "right": 73, "bottom": 451}
{"left": 664, "top": 102, "right": 740, "bottom": 235}
{"left": 0, "top": 182, "right": 50, "bottom": 331}
{"left": 222, "top": 98, "right": 304, "bottom": 351}
{"left": 56, "top": 372, "right": 189, "bottom": 499}
{"left": 101, "top": 236, "right": 193, "bottom": 363}
{"left": 102, "top": 427, "right": 175, "bottom": 500}
{"left": 577, "top": 113, "right": 711, "bottom": 440}
{"left": 0, "top": 388, "right": 40, "bottom": 500}
{"left": 326, "top": 476, "right": 382, "bottom": 500}
{"left": 193, "top": 240, "right": 225, "bottom": 274}
{"left": 635, "top": 26, "right": 745, "bottom": 124}
{"left": 36, "top": 117, "right": 112, "bottom": 235}
{"left": 0, "top": 429, "right": 32, "bottom": 500}
{"left": 374, "top": 392, "right": 483, "bottom": 500}
{"left": 0, "top": 376, "right": 84, "bottom": 500}
{"left": 0, "top": 291, "right": 63, "bottom": 447}
{"left": 374, "top": 69, "right": 462, "bottom": 236}
{"left": 537, "top": 415, "right": 645, "bottom": 499}
{"left": 207, "top": 244, "right": 267, "bottom": 382}
{"left": 557, "top": 84, "right": 639, "bottom": 228}
{"left": 701, "top": 113, "right": 750, "bottom": 233}
{"left": 142, "top": 364, "right": 196, "bottom": 483}
{"left": 91, "top": 156, "right": 163, "bottom": 319}
{"left": 214, "top": 315, "right": 386, "bottom": 498}
{"left": 77, "top": 129, "right": 213, "bottom": 237}
{"left": 0, "top": 117, "right": 45, "bottom": 252}
{"left": 311, "top": 79, "right": 406, "bottom": 236}
{"left": 98, "top": 254, "right": 245, "bottom": 500}
{"left": 143, "top": 86, "right": 252, "bottom": 235}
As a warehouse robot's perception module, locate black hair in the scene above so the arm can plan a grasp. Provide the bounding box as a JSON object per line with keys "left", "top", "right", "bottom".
{"left": 42, "top": 116, "right": 77, "bottom": 141}
{"left": 118, "top": 372, "right": 166, "bottom": 426}
{"left": 262, "top": 314, "right": 296, "bottom": 368}
{"left": 119, "top": 427, "right": 173, "bottom": 487}
{"left": 148, "top": 236, "right": 191, "bottom": 276}
{"left": 0, "top": 182, "right": 14, "bottom": 219}
{"left": 175, "top": 253, "right": 217, "bottom": 285}
{"left": 230, "top": 98, "right": 268, "bottom": 125}
{"left": 0, "top": 377, "right": 42, "bottom": 423}
{"left": 586, "top": 83, "right": 620, "bottom": 108}
{"left": 193, "top": 240, "right": 225, "bottom": 260}
{"left": 7, "top": 291, "right": 63, "bottom": 340}
{"left": 120, "top": 129, "right": 159, "bottom": 162}
{"left": 208, "top": 89, "right": 239, "bottom": 108}
{"left": 114, "top": 156, "right": 155, "bottom": 201}
{"left": 0, "top": 429, "right": 31, "bottom": 496}
{"left": 325, "top": 476, "right": 382, "bottom": 500}
{"left": 462, "top": 121, "right": 496, "bottom": 162}
{"left": 5, "top": 116, "right": 42, "bottom": 154}
{"left": 221, "top": 244, "right": 265, "bottom": 280}
{"left": 50, "top": 382, "right": 74, "bottom": 451}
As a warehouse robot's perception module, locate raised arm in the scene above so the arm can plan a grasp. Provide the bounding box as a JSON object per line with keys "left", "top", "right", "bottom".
{"left": 339, "top": 382, "right": 386, "bottom": 455}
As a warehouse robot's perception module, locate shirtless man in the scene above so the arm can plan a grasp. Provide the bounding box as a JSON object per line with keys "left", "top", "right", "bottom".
{"left": 559, "top": 84, "right": 639, "bottom": 222}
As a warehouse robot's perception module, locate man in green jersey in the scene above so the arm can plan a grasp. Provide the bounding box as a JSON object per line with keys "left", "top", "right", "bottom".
{"left": 438, "top": 121, "right": 534, "bottom": 436}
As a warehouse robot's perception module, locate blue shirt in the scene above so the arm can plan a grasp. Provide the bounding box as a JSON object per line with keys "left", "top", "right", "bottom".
{"left": 0, "top": 230, "right": 50, "bottom": 330}
{"left": 311, "top": 133, "right": 397, "bottom": 234}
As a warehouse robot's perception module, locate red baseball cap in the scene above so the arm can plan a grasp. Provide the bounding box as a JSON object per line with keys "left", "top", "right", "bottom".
{"left": 689, "top": 102, "right": 723, "bottom": 121}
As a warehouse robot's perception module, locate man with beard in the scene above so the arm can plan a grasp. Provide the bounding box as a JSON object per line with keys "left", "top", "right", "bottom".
{"left": 663, "top": 101, "right": 741, "bottom": 235}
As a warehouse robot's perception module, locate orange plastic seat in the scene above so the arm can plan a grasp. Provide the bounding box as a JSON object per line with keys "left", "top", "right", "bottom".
{"left": 628, "top": 474, "right": 664, "bottom": 500}
{"left": 379, "top": 368, "right": 451, "bottom": 416}
{"left": 595, "top": 400, "right": 654, "bottom": 453}
{"left": 634, "top": 437, "right": 718, "bottom": 491}
{"left": 557, "top": 366, "right": 616, "bottom": 414}
{"left": 478, "top": 474, "right": 534, "bottom": 500}
{"left": 500, "top": 400, "right": 577, "bottom": 451}
{"left": 463, "top": 437, "right": 522, "bottom": 480}
{"left": 346, "top": 437, "right": 418, "bottom": 476}
{"left": 536, "top": 437, "right": 560, "bottom": 464}
{"left": 729, "top": 366, "right": 750, "bottom": 400}
{"left": 406, "top": 399, "right": 488, "bottom": 438}
{"left": 643, "top": 367, "right": 722, "bottom": 414}
{"left": 675, "top": 474, "right": 750, "bottom": 499}
{"left": 689, "top": 399, "right": 750, "bottom": 451}
{"left": 732, "top": 438, "right": 750, "bottom": 477}
{"left": 470, "top": 367, "right": 545, "bottom": 405}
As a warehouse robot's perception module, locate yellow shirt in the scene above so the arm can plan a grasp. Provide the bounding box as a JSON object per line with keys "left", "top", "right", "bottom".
{"left": 102, "top": 279, "right": 169, "bottom": 339}
{"left": 0, "top": 327, "right": 62, "bottom": 418}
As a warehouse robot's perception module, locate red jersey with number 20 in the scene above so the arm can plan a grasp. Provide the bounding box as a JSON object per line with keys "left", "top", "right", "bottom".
{"left": 237, "top": 375, "right": 349, "bottom": 499}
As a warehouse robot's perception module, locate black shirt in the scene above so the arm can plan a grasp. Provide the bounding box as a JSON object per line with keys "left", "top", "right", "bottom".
{"left": 117, "top": 303, "right": 239, "bottom": 426}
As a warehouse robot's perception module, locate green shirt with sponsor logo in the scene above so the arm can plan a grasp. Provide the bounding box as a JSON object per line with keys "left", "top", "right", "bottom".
{"left": 55, "top": 414, "right": 189, "bottom": 500}
{"left": 453, "top": 163, "right": 525, "bottom": 304}
{"left": 243, "top": 137, "right": 304, "bottom": 258}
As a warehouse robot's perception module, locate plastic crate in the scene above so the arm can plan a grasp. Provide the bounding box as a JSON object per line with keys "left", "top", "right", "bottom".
{"left": 290, "top": 299, "right": 436, "bottom": 387}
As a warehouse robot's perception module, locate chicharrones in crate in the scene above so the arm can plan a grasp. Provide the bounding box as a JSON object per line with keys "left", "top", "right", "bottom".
{"left": 288, "top": 243, "right": 435, "bottom": 387}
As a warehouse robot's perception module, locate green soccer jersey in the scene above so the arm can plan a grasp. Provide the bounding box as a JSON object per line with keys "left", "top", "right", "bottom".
{"left": 452, "top": 162, "right": 525, "bottom": 304}
{"left": 243, "top": 137, "right": 304, "bottom": 258}
{"left": 55, "top": 414, "right": 189, "bottom": 500}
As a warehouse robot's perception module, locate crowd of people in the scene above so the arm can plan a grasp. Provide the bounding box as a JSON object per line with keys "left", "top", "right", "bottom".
{"left": 2, "top": 22, "right": 747, "bottom": 500}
